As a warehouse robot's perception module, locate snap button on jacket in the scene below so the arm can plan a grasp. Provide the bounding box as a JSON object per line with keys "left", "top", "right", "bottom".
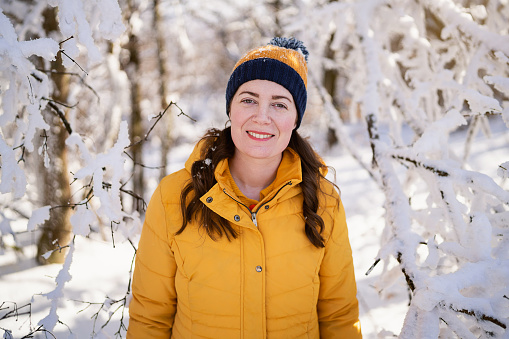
{"left": 127, "top": 144, "right": 362, "bottom": 338}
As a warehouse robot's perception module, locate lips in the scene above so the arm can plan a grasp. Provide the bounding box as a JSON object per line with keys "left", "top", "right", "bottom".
{"left": 247, "top": 131, "right": 274, "bottom": 139}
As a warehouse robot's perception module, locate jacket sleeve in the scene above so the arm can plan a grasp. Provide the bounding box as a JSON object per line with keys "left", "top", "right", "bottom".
{"left": 127, "top": 183, "right": 177, "bottom": 338}
{"left": 318, "top": 199, "right": 362, "bottom": 338}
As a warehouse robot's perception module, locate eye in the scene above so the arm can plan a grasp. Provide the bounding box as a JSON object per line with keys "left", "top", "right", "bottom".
{"left": 241, "top": 98, "right": 256, "bottom": 104}
{"left": 273, "top": 102, "right": 288, "bottom": 110}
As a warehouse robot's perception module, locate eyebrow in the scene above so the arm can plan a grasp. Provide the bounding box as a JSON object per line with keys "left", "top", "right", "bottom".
{"left": 238, "top": 91, "right": 293, "bottom": 102}
{"left": 272, "top": 95, "right": 292, "bottom": 102}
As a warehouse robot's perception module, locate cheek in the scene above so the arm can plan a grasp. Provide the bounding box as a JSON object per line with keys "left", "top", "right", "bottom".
{"left": 229, "top": 111, "right": 246, "bottom": 147}
{"left": 278, "top": 115, "right": 297, "bottom": 134}
{"left": 229, "top": 107, "right": 248, "bottom": 125}
{"left": 230, "top": 112, "right": 246, "bottom": 134}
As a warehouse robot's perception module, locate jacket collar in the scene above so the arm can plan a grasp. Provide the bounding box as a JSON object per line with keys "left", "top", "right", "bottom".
{"left": 185, "top": 138, "right": 303, "bottom": 208}
{"left": 185, "top": 138, "right": 303, "bottom": 189}
{"left": 214, "top": 147, "right": 302, "bottom": 195}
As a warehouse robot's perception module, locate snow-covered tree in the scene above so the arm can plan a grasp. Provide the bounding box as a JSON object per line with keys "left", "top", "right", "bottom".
{"left": 1, "top": 0, "right": 133, "bottom": 335}
{"left": 285, "top": 0, "right": 509, "bottom": 337}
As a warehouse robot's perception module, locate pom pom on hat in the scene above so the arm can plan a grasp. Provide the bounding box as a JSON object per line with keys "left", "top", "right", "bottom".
{"left": 268, "top": 37, "right": 309, "bottom": 62}
{"left": 225, "top": 37, "right": 309, "bottom": 129}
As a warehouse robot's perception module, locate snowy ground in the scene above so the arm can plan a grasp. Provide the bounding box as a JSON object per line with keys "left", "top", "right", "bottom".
{"left": 1, "top": 118, "right": 507, "bottom": 338}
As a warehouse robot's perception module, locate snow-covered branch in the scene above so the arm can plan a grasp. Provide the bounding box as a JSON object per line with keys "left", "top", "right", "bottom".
{"left": 286, "top": 0, "right": 509, "bottom": 336}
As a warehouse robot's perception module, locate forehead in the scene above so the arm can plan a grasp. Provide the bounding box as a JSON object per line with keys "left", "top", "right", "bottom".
{"left": 236, "top": 80, "right": 292, "bottom": 97}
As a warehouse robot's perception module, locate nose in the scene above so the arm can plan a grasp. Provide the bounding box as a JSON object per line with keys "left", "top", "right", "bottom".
{"left": 251, "top": 104, "right": 271, "bottom": 124}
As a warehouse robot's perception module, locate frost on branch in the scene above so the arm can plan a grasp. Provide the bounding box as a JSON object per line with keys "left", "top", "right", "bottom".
{"left": 38, "top": 238, "right": 75, "bottom": 332}
{"left": 0, "top": 135, "right": 27, "bottom": 199}
{"left": 0, "top": 10, "right": 55, "bottom": 188}
{"left": 48, "top": 0, "right": 125, "bottom": 67}
{"left": 66, "top": 121, "right": 136, "bottom": 237}
{"left": 27, "top": 206, "right": 51, "bottom": 232}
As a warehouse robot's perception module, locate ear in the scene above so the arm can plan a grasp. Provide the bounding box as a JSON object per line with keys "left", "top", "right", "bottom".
{"left": 227, "top": 101, "right": 232, "bottom": 116}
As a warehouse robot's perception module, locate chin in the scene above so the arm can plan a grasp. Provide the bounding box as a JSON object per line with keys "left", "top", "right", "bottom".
{"left": 247, "top": 146, "right": 286, "bottom": 160}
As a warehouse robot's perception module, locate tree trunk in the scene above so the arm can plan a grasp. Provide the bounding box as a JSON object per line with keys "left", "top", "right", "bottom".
{"left": 128, "top": 53, "right": 144, "bottom": 212}
{"left": 323, "top": 32, "right": 340, "bottom": 147}
{"left": 154, "top": 0, "right": 173, "bottom": 182}
{"left": 36, "top": 7, "right": 73, "bottom": 264}
{"left": 122, "top": 0, "right": 145, "bottom": 212}
{"left": 271, "top": 0, "right": 283, "bottom": 38}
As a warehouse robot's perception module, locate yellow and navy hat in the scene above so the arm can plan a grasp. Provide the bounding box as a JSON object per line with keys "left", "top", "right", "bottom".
{"left": 225, "top": 37, "right": 309, "bottom": 129}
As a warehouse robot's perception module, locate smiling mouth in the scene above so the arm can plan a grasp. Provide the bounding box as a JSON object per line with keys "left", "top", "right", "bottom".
{"left": 247, "top": 131, "right": 274, "bottom": 139}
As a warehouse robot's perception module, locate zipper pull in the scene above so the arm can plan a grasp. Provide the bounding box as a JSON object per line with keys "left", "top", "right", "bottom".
{"left": 251, "top": 212, "right": 258, "bottom": 227}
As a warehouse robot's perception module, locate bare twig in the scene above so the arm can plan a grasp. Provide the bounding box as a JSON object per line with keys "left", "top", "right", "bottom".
{"left": 20, "top": 325, "right": 57, "bottom": 339}
{"left": 52, "top": 177, "right": 147, "bottom": 213}
{"left": 60, "top": 50, "right": 89, "bottom": 76}
{"left": 0, "top": 302, "right": 31, "bottom": 321}
{"left": 45, "top": 100, "right": 73, "bottom": 134}
{"left": 49, "top": 195, "right": 93, "bottom": 211}
{"left": 57, "top": 36, "right": 88, "bottom": 75}
{"left": 36, "top": 69, "right": 100, "bottom": 102}
{"left": 43, "top": 97, "right": 78, "bottom": 109}
{"left": 125, "top": 101, "right": 195, "bottom": 149}
{"left": 39, "top": 239, "right": 72, "bottom": 260}
{"left": 365, "top": 258, "right": 381, "bottom": 276}
{"left": 0, "top": 302, "right": 57, "bottom": 338}
{"left": 59, "top": 36, "right": 74, "bottom": 46}
{"left": 104, "top": 180, "right": 148, "bottom": 211}
{"left": 122, "top": 151, "right": 165, "bottom": 170}
{"left": 391, "top": 154, "right": 449, "bottom": 177}
{"left": 13, "top": 143, "right": 26, "bottom": 164}
{"left": 71, "top": 243, "right": 137, "bottom": 338}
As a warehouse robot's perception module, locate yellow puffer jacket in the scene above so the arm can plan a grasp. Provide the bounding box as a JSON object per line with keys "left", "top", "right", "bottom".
{"left": 127, "top": 143, "right": 362, "bottom": 338}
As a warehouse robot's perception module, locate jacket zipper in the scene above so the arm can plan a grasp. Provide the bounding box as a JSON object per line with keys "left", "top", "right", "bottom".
{"left": 222, "top": 180, "right": 293, "bottom": 227}
{"left": 251, "top": 212, "right": 258, "bottom": 227}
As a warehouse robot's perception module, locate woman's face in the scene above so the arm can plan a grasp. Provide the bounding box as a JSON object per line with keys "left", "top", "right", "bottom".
{"left": 229, "top": 80, "right": 297, "bottom": 163}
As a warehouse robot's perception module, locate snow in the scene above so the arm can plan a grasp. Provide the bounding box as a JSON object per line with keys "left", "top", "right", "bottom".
{"left": 52, "top": 0, "right": 124, "bottom": 66}
{"left": 66, "top": 121, "right": 132, "bottom": 223}
{"left": 18, "top": 38, "right": 59, "bottom": 61}
{"left": 1, "top": 236, "right": 135, "bottom": 338}
{"left": 26, "top": 206, "right": 50, "bottom": 232}
{"left": 0, "top": 135, "right": 27, "bottom": 198}
{"left": 412, "top": 109, "right": 466, "bottom": 158}
{"left": 499, "top": 161, "right": 509, "bottom": 179}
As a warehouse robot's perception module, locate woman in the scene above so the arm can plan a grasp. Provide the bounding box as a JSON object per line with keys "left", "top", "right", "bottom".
{"left": 127, "top": 37, "right": 362, "bottom": 338}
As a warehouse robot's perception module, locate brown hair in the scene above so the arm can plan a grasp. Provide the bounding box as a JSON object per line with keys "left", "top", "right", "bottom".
{"left": 177, "top": 127, "right": 335, "bottom": 248}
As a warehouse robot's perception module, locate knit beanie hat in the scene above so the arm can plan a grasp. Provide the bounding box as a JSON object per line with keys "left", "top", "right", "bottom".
{"left": 225, "top": 37, "right": 309, "bottom": 129}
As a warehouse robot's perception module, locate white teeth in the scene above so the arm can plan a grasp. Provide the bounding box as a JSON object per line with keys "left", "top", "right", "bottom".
{"left": 248, "top": 131, "right": 273, "bottom": 139}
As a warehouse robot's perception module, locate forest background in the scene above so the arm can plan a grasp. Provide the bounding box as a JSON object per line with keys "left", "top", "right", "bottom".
{"left": 1, "top": 0, "right": 508, "bottom": 338}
